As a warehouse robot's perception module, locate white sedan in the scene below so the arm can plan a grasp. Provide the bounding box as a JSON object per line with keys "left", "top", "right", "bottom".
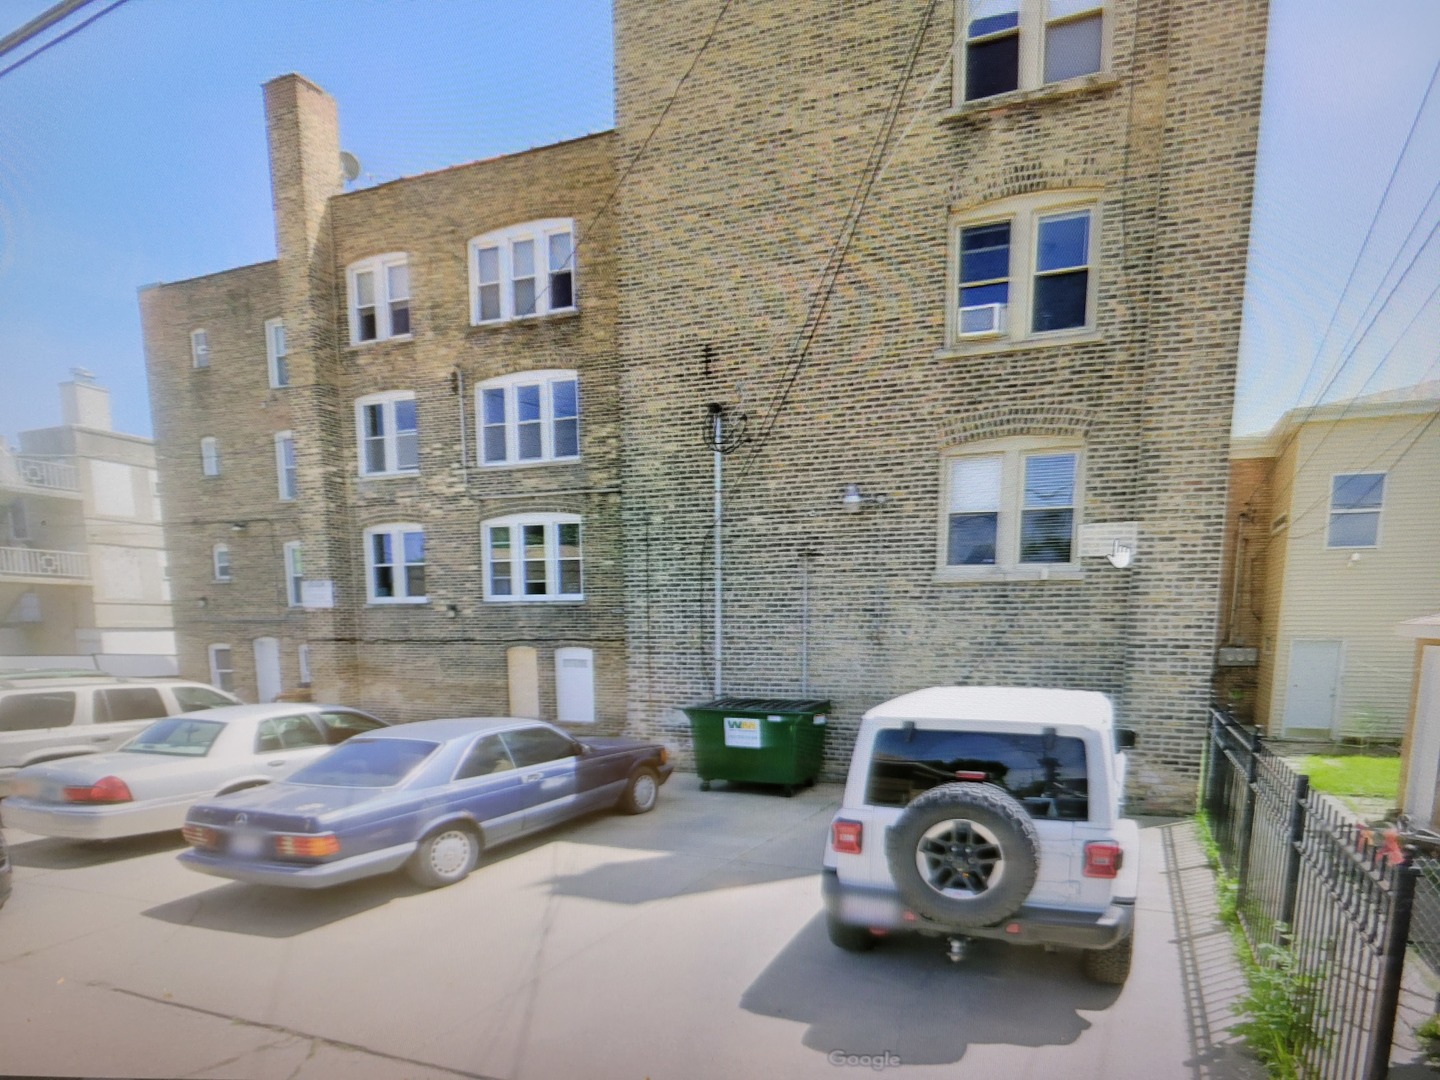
{"left": 1, "top": 704, "right": 388, "bottom": 840}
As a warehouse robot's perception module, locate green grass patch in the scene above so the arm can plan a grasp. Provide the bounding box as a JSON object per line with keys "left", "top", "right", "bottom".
{"left": 1295, "top": 755, "right": 1401, "bottom": 800}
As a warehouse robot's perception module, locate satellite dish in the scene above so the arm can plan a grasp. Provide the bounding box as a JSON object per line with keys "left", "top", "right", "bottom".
{"left": 340, "top": 151, "right": 361, "bottom": 183}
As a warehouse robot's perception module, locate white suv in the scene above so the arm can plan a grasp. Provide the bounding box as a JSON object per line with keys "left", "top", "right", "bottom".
{"left": 0, "top": 673, "right": 239, "bottom": 791}
{"left": 822, "top": 686, "right": 1139, "bottom": 984}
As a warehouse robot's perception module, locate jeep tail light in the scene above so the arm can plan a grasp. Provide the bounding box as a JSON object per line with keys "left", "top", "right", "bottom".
{"left": 832, "top": 819, "right": 863, "bottom": 855}
{"left": 1084, "top": 841, "right": 1123, "bottom": 879}
{"left": 954, "top": 771, "right": 987, "bottom": 781}
{"left": 62, "top": 776, "right": 133, "bottom": 804}
{"left": 182, "top": 824, "right": 218, "bottom": 850}
{"left": 275, "top": 833, "right": 340, "bottom": 859}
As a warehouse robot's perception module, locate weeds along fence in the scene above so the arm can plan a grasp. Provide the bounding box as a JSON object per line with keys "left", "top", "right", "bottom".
{"left": 1202, "top": 708, "right": 1417, "bottom": 1080}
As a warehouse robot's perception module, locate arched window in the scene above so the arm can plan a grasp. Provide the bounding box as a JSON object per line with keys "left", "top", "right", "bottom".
{"left": 468, "top": 219, "right": 576, "bottom": 323}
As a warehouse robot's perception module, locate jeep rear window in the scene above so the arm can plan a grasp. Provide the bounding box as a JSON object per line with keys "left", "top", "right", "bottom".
{"left": 865, "top": 728, "right": 1089, "bottom": 820}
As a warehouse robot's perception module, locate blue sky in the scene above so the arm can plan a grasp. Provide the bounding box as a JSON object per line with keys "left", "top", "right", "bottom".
{"left": 0, "top": 0, "right": 1436, "bottom": 441}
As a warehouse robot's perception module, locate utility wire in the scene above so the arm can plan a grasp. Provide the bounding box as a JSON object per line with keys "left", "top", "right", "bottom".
{"left": 0, "top": 0, "right": 129, "bottom": 82}
{"left": 0, "top": 0, "right": 96, "bottom": 59}
{"left": 730, "top": 0, "right": 943, "bottom": 494}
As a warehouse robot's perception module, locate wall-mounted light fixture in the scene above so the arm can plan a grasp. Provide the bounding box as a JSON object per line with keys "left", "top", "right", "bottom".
{"left": 196, "top": 596, "right": 208, "bottom": 608}
{"left": 841, "top": 483, "right": 889, "bottom": 514}
{"left": 229, "top": 521, "right": 247, "bottom": 532}
{"left": 445, "top": 603, "right": 459, "bottom": 619}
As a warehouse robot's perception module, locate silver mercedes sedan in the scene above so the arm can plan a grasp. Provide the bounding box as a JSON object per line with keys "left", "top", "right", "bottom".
{"left": 1, "top": 703, "right": 388, "bottom": 841}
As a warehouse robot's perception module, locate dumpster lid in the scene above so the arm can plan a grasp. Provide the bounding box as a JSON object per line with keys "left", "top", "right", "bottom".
{"left": 684, "top": 696, "right": 831, "bottom": 714}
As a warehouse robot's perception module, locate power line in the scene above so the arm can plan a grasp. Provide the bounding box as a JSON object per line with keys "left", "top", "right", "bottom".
{"left": 0, "top": 0, "right": 130, "bottom": 82}
{"left": 729, "top": 0, "right": 944, "bottom": 494}
{"left": 0, "top": 0, "right": 96, "bottom": 59}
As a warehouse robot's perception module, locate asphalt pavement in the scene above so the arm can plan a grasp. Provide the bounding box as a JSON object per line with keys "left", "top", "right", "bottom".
{"left": 0, "top": 778, "right": 1260, "bottom": 1079}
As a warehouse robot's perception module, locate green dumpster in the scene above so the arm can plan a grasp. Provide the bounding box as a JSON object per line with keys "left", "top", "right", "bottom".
{"left": 682, "top": 697, "right": 831, "bottom": 795}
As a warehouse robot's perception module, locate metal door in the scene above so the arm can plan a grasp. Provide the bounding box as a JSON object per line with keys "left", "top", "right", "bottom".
{"left": 1283, "top": 639, "right": 1343, "bottom": 735}
{"left": 253, "top": 637, "right": 282, "bottom": 703}
{"left": 555, "top": 647, "right": 595, "bottom": 724}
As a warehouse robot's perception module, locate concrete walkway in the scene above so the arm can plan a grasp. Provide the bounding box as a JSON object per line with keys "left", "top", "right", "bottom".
{"left": 0, "top": 779, "right": 1260, "bottom": 1078}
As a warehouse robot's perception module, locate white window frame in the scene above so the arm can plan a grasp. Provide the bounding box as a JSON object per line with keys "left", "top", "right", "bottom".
{"left": 283, "top": 540, "right": 304, "bottom": 607}
{"left": 298, "top": 643, "right": 312, "bottom": 686}
{"left": 346, "top": 253, "right": 412, "bottom": 345}
{"left": 265, "top": 317, "right": 289, "bottom": 388}
{"left": 212, "top": 543, "right": 232, "bottom": 583}
{"left": 363, "top": 523, "right": 427, "bottom": 604}
{"left": 200, "top": 436, "right": 220, "bottom": 477}
{"left": 275, "top": 431, "right": 297, "bottom": 501}
{"left": 208, "top": 644, "right": 234, "bottom": 693}
{"left": 953, "top": 0, "right": 1109, "bottom": 107}
{"left": 948, "top": 192, "right": 1099, "bottom": 348}
{"left": 468, "top": 219, "right": 578, "bottom": 324}
{"left": 1326, "top": 471, "right": 1386, "bottom": 550}
{"left": 476, "top": 370, "right": 581, "bottom": 467}
{"left": 937, "top": 436, "right": 1084, "bottom": 580}
{"left": 481, "top": 513, "right": 584, "bottom": 603}
{"left": 354, "top": 391, "right": 419, "bottom": 477}
{"left": 191, "top": 329, "right": 210, "bottom": 368}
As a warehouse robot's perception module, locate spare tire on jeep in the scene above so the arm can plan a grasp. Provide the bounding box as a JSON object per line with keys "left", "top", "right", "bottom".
{"left": 884, "top": 782, "right": 1039, "bottom": 928}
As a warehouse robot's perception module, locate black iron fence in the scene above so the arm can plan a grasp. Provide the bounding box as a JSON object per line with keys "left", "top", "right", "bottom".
{"left": 1203, "top": 708, "right": 1418, "bottom": 1080}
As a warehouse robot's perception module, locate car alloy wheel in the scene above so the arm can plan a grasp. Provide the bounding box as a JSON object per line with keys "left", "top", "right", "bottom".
{"left": 914, "top": 818, "right": 1005, "bottom": 899}
{"left": 631, "top": 772, "right": 657, "bottom": 811}
{"left": 426, "top": 830, "right": 474, "bottom": 878}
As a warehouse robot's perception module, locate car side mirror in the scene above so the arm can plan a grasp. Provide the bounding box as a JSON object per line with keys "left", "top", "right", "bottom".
{"left": 1115, "top": 727, "right": 1138, "bottom": 750}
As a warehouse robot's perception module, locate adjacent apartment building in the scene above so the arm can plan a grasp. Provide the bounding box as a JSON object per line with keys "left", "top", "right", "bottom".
{"left": 142, "top": 0, "right": 1269, "bottom": 811}
{"left": 0, "top": 376, "right": 176, "bottom": 675}
{"left": 1223, "top": 381, "right": 1440, "bottom": 741}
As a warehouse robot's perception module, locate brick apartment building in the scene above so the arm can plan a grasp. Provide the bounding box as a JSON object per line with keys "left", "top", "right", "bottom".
{"left": 142, "top": 0, "right": 1269, "bottom": 811}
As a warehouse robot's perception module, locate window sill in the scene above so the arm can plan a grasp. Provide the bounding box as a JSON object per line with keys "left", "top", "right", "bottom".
{"left": 347, "top": 334, "right": 414, "bottom": 350}
{"left": 935, "top": 566, "right": 1085, "bottom": 585}
{"left": 357, "top": 470, "right": 421, "bottom": 481}
{"left": 483, "top": 596, "right": 585, "bottom": 605}
{"left": 936, "top": 328, "right": 1102, "bottom": 360}
{"left": 478, "top": 456, "right": 583, "bottom": 471}
{"left": 468, "top": 309, "right": 580, "bottom": 333}
{"left": 943, "top": 74, "right": 1122, "bottom": 122}
{"left": 366, "top": 598, "right": 429, "bottom": 606}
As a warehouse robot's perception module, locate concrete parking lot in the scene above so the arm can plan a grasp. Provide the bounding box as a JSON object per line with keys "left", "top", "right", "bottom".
{"left": 0, "top": 780, "right": 1257, "bottom": 1079}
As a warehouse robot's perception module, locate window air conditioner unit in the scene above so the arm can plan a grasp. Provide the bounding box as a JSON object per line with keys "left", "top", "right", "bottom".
{"left": 958, "top": 302, "right": 1007, "bottom": 337}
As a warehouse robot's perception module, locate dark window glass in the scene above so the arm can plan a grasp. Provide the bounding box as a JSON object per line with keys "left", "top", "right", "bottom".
{"left": 1019, "top": 509, "right": 1075, "bottom": 562}
{"left": 455, "top": 734, "right": 517, "bottom": 780}
{"left": 1032, "top": 270, "right": 1088, "bottom": 331}
{"left": 502, "top": 725, "right": 578, "bottom": 767}
{"left": 315, "top": 711, "right": 387, "bottom": 744}
{"left": 358, "top": 310, "right": 377, "bottom": 341}
{"left": 1019, "top": 453, "right": 1076, "bottom": 562}
{"left": 948, "top": 513, "right": 998, "bottom": 565}
{"left": 390, "top": 304, "right": 410, "bottom": 336}
{"left": 966, "top": 33, "right": 1019, "bottom": 100}
{"left": 123, "top": 718, "right": 224, "bottom": 757}
{"left": 288, "top": 738, "right": 439, "bottom": 787}
{"left": 97, "top": 687, "right": 168, "bottom": 724}
{"left": 173, "top": 686, "right": 235, "bottom": 711}
{"left": 866, "top": 728, "right": 1089, "bottom": 819}
{"left": 0, "top": 691, "right": 76, "bottom": 731}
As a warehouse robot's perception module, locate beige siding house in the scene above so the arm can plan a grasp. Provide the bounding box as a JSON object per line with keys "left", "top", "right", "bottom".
{"left": 1232, "top": 382, "right": 1440, "bottom": 740}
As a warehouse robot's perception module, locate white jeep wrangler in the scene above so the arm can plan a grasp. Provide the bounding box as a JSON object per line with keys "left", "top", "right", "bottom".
{"left": 822, "top": 686, "right": 1140, "bottom": 984}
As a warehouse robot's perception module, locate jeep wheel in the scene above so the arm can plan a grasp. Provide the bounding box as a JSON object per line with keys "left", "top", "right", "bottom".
{"left": 1082, "top": 931, "right": 1133, "bottom": 985}
{"left": 826, "top": 913, "right": 877, "bottom": 953}
{"left": 884, "top": 782, "right": 1039, "bottom": 929}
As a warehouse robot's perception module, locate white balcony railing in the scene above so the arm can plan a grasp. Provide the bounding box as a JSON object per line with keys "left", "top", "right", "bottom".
{"left": 16, "top": 456, "right": 81, "bottom": 492}
{"left": 0, "top": 546, "right": 90, "bottom": 580}
{"left": 0, "top": 454, "right": 81, "bottom": 494}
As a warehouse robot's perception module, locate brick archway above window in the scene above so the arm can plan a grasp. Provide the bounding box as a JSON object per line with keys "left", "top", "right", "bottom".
{"left": 947, "top": 165, "right": 1104, "bottom": 213}
{"left": 938, "top": 406, "right": 1092, "bottom": 449}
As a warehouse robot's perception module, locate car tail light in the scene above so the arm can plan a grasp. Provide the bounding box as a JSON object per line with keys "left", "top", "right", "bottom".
{"left": 658, "top": 747, "right": 669, "bottom": 766}
{"left": 1084, "top": 841, "right": 1124, "bottom": 879}
{"left": 62, "top": 776, "right": 133, "bottom": 804}
{"left": 832, "top": 819, "right": 863, "bottom": 855}
{"left": 274, "top": 833, "right": 340, "bottom": 859}
{"left": 954, "top": 770, "right": 988, "bottom": 781}
{"left": 182, "top": 824, "right": 218, "bottom": 850}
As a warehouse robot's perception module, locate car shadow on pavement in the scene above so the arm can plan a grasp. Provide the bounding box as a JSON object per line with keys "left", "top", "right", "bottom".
{"left": 142, "top": 873, "right": 430, "bottom": 937}
{"left": 6, "top": 831, "right": 187, "bottom": 869}
{"left": 739, "top": 912, "right": 1119, "bottom": 1066}
{"left": 545, "top": 849, "right": 814, "bottom": 905}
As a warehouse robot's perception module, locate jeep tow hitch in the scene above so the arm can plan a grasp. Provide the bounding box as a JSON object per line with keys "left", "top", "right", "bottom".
{"left": 946, "top": 936, "right": 971, "bottom": 964}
